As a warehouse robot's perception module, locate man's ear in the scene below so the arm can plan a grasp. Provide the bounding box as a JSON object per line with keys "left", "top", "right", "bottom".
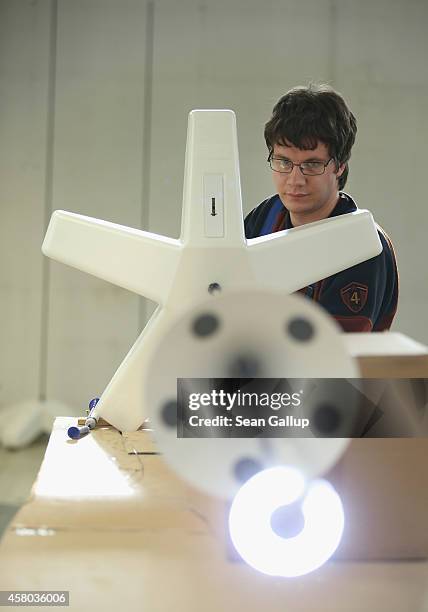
{"left": 337, "top": 162, "right": 346, "bottom": 177}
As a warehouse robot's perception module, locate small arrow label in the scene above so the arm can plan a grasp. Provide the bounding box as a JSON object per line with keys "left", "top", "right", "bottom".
{"left": 211, "top": 197, "right": 217, "bottom": 216}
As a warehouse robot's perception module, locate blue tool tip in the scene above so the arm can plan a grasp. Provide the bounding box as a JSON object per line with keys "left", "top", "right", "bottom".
{"left": 68, "top": 426, "right": 81, "bottom": 439}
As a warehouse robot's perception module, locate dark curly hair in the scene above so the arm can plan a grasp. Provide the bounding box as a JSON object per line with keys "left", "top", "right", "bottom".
{"left": 264, "top": 84, "right": 357, "bottom": 190}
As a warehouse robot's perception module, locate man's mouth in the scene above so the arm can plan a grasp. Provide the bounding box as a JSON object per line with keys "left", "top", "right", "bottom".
{"left": 286, "top": 193, "right": 309, "bottom": 198}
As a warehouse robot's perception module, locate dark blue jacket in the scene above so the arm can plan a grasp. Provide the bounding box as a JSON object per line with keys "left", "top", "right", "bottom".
{"left": 244, "top": 193, "right": 399, "bottom": 332}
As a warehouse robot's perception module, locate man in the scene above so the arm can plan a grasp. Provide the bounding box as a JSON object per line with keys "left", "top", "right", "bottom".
{"left": 245, "top": 84, "right": 398, "bottom": 332}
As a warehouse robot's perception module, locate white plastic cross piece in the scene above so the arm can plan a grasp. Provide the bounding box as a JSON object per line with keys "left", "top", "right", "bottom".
{"left": 42, "top": 110, "right": 382, "bottom": 432}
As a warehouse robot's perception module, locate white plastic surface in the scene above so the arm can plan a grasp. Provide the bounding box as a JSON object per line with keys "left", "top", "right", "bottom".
{"left": 42, "top": 109, "right": 380, "bottom": 432}
{"left": 146, "top": 289, "right": 357, "bottom": 498}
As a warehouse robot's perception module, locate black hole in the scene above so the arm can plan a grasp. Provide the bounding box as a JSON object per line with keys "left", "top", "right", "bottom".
{"left": 208, "top": 282, "right": 221, "bottom": 295}
{"left": 161, "top": 400, "right": 177, "bottom": 427}
{"left": 234, "top": 457, "right": 263, "bottom": 483}
{"left": 313, "top": 403, "right": 342, "bottom": 434}
{"left": 287, "top": 317, "right": 315, "bottom": 342}
{"left": 192, "top": 313, "right": 220, "bottom": 338}
{"left": 228, "top": 355, "right": 260, "bottom": 378}
{"left": 270, "top": 502, "right": 305, "bottom": 539}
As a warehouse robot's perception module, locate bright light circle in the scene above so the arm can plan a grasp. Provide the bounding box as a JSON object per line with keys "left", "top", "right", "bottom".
{"left": 228, "top": 466, "right": 344, "bottom": 577}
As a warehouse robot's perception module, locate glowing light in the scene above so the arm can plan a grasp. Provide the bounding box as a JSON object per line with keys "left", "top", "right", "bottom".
{"left": 34, "top": 429, "right": 134, "bottom": 499}
{"left": 228, "top": 466, "right": 344, "bottom": 577}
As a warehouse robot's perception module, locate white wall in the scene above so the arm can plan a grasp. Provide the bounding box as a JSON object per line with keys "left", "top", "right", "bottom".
{"left": 1, "top": 0, "right": 427, "bottom": 411}
{"left": 46, "top": 0, "right": 148, "bottom": 409}
{"left": 0, "top": 0, "right": 51, "bottom": 406}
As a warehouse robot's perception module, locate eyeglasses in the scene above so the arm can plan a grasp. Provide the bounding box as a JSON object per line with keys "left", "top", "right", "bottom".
{"left": 269, "top": 156, "right": 334, "bottom": 176}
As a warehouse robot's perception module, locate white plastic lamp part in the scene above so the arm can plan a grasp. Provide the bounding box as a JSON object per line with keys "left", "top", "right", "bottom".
{"left": 147, "top": 288, "right": 358, "bottom": 499}
{"left": 228, "top": 466, "right": 345, "bottom": 577}
{"left": 42, "top": 109, "right": 382, "bottom": 433}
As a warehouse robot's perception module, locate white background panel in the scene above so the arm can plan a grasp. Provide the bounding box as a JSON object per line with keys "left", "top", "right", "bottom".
{"left": 45, "top": 0, "right": 148, "bottom": 410}
{"left": 0, "top": 0, "right": 51, "bottom": 406}
{"left": 334, "top": 0, "right": 428, "bottom": 340}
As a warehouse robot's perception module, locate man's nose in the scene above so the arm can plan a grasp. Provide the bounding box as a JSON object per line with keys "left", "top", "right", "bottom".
{"left": 286, "top": 164, "right": 306, "bottom": 185}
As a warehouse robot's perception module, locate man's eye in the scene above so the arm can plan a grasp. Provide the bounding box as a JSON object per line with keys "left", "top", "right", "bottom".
{"left": 303, "top": 162, "right": 322, "bottom": 169}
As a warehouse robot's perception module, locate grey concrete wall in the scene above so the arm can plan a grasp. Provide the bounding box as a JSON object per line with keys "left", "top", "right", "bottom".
{"left": 1, "top": 0, "right": 427, "bottom": 411}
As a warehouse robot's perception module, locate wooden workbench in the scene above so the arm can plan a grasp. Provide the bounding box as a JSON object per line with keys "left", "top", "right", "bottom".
{"left": 0, "top": 417, "right": 427, "bottom": 612}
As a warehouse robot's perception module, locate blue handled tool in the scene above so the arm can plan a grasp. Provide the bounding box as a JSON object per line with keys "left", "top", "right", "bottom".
{"left": 67, "top": 397, "right": 100, "bottom": 440}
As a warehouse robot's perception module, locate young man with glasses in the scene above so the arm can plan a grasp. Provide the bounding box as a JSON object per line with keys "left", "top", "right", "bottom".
{"left": 245, "top": 84, "right": 398, "bottom": 332}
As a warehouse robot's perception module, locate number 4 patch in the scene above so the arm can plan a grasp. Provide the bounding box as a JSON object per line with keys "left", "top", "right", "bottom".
{"left": 340, "top": 282, "right": 368, "bottom": 313}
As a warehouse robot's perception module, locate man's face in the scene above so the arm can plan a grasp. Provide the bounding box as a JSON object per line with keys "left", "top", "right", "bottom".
{"left": 271, "top": 141, "right": 344, "bottom": 220}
